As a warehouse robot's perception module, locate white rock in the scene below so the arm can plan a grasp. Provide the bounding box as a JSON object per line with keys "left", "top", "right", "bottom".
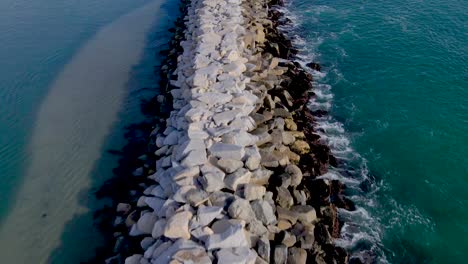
{"left": 144, "top": 197, "right": 165, "bottom": 212}
{"left": 129, "top": 224, "right": 144, "bottom": 236}
{"left": 228, "top": 198, "right": 255, "bottom": 222}
{"left": 201, "top": 172, "right": 226, "bottom": 192}
{"left": 163, "top": 130, "right": 180, "bottom": 145}
{"left": 225, "top": 61, "right": 247, "bottom": 76}
{"left": 191, "top": 71, "right": 209, "bottom": 88}
{"left": 124, "top": 254, "right": 142, "bottom": 264}
{"left": 151, "top": 241, "right": 172, "bottom": 260}
{"left": 173, "top": 185, "right": 196, "bottom": 203}
{"left": 175, "top": 139, "right": 206, "bottom": 161}
{"left": 153, "top": 239, "right": 205, "bottom": 264}
{"left": 137, "top": 212, "right": 158, "bottom": 234}
{"left": 150, "top": 185, "right": 167, "bottom": 199}
{"left": 173, "top": 166, "right": 200, "bottom": 181}
{"left": 200, "top": 163, "right": 226, "bottom": 192}
{"left": 185, "top": 189, "right": 209, "bottom": 207}
{"left": 224, "top": 50, "right": 240, "bottom": 62}
{"left": 291, "top": 205, "right": 317, "bottom": 223}
{"left": 181, "top": 148, "right": 207, "bottom": 167}
{"left": 140, "top": 237, "right": 155, "bottom": 251}
{"left": 205, "top": 223, "right": 249, "bottom": 250}
{"left": 217, "top": 158, "right": 244, "bottom": 173}
{"left": 195, "top": 206, "right": 224, "bottom": 227}
{"left": 116, "top": 203, "right": 131, "bottom": 214}
{"left": 172, "top": 248, "right": 212, "bottom": 264}
{"left": 196, "top": 92, "right": 233, "bottom": 106}
{"left": 213, "top": 109, "right": 242, "bottom": 125}
{"left": 243, "top": 184, "right": 266, "bottom": 201}
{"left": 222, "top": 130, "right": 257, "bottom": 147}
{"left": 210, "top": 143, "right": 245, "bottom": 160}
{"left": 231, "top": 93, "right": 258, "bottom": 105}
{"left": 185, "top": 107, "right": 210, "bottom": 122}
{"left": 224, "top": 168, "right": 252, "bottom": 191}
{"left": 151, "top": 218, "right": 167, "bottom": 238}
{"left": 274, "top": 245, "right": 288, "bottom": 264}
{"left": 251, "top": 200, "right": 277, "bottom": 225}
{"left": 164, "top": 211, "right": 193, "bottom": 239}
{"left": 285, "top": 164, "right": 303, "bottom": 187}
{"left": 216, "top": 247, "right": 258, "bottom": 264}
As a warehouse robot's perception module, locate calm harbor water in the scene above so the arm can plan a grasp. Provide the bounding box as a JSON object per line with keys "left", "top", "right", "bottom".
{"left": 0, "top": 0, "right": 178, "bottom": 262}
{"left": 286, "top": 0, "right": 467, "bottom": 262}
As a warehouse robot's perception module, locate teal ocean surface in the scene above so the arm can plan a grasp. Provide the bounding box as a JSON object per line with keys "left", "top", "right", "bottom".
{"left": 285, "top": 0, "right": 467, "bottom": 262}
{"left": 0, "top": 0, "right": 178, "bottom": 262}
{"left": 0, "top": 0, "right": 466, "bottom": 263}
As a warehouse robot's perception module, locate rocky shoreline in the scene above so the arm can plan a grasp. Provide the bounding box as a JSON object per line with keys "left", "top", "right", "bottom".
{"left": 104, "top": 0, "right": 354, "bottom": 263}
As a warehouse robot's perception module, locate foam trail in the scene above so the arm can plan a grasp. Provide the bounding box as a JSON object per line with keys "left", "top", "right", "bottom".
{"left": 0, "top": 1, "right": 163, "bottom": 262}
{"left": 274, "top": 1, "right": 390, "bottom": 262}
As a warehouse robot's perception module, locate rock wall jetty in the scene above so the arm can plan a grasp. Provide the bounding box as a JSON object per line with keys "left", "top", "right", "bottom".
{"left": 105, "top": 0, "right": 353, "bottom": 263}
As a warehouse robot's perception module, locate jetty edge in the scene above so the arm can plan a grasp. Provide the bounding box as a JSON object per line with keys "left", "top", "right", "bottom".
{"left": 104, "top": 0, "right": 354, "bottom": 263}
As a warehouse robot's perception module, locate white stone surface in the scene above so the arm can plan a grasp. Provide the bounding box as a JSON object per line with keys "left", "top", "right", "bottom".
{"left": 205, "top": 223, "right": 249, "bottom": 250}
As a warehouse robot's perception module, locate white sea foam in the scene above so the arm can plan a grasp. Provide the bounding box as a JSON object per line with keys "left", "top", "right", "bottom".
{"left": 275, "top": 1, "right": 392, "bottom": 262}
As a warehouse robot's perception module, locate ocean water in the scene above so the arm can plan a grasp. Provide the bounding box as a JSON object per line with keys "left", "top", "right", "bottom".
{"left": 284, "top": 0, "right": 467, "bottom": 262}
{"left": 0, "top": 0, "right": 178, "bottom": 262}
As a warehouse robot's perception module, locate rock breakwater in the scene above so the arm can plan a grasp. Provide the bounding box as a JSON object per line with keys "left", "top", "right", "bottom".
{"left": 105, "top": 0, "right": 353, "bottom": 263}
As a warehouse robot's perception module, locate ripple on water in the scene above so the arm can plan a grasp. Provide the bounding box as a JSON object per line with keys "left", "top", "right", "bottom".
{"left": 0, "top": 1, "right": 167, "bottom": 262}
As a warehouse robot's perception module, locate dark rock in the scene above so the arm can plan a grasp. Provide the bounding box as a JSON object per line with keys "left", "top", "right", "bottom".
{"left": 306, "top": 62, "right": 321, "bottom": 72}
{"left": 314, "top": 223, "right": 332, "bottom": 245}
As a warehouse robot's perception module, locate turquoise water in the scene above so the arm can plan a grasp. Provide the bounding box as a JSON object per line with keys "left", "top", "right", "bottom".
{"left": 0, "top": 0, "right": 149, "bottom": 225}
{"left": 286, "top": 0, "right": 467, "bottom": 262}
{"left": 0, "top": 0, "right": 177, "bottom": 262}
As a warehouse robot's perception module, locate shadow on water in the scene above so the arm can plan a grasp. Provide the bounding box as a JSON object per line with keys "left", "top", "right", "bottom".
{"left": 47, "top": 1, "right": 179, "bottom": 263}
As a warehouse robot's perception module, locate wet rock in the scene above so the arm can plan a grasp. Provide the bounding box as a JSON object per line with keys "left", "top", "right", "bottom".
{"left": 306, "top": 62, "right": 321, "bottom": 71}
{"left": 314, "top": 223, "right": 332, "bottom": 245}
